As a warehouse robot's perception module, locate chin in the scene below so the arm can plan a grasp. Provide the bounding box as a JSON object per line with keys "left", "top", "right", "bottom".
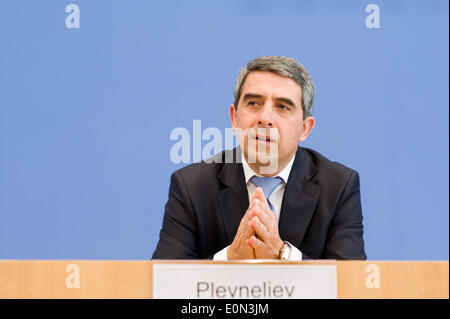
{"left": 246, "top": 150, "right": 280, "bottom": 176}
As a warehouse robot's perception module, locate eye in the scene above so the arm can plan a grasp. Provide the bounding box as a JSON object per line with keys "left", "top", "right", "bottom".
{"left": 278, "top": 104, "right": 288, "bottom": 110}
{"left": 248, "top": 101, "right": 258, "bottom": 106}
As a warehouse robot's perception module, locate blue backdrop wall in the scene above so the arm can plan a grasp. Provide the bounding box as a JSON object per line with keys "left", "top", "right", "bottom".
{"left": 0, "top": 0, "right": 448, "bottom": 260}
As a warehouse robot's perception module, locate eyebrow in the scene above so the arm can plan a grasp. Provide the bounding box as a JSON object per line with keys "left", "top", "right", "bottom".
{"left": 242, "top": 93, "right": 264, "bottom": 100}
{"left": 274, "top": 97, "right": 295, "bottom": 107}
{"left": 242, "top": 93, "right": 297, "bottom": 108}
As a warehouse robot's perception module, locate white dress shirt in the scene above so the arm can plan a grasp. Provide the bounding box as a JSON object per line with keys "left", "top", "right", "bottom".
{"left": 213, "top": 152, "right": 303, "bottom": 261}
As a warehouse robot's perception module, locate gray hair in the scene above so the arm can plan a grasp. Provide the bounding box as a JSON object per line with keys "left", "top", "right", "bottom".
{"left": 233, "top": 56, "right": 315, "bottom": 119}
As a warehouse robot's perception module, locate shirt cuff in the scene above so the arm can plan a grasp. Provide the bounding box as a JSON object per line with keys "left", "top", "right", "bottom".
{"left": 213, "top": 244, "right": 301, "bottom": 261}
{"left": 213, "top": 245, "right": 229, "bottom": 261}
{"left": 287, "top": 242, "right": 302, "bottom": 261}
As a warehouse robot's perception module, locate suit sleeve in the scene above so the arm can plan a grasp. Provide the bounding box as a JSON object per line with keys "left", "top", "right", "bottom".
{"left": 152, "top": 171, "right": 201, "bottom": 259}
{"left": 323, "top": 171, "right": 367, "bottom": 260}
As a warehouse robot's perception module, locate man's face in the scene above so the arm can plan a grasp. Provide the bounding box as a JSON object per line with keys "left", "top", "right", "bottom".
{"left": 230, "top": 70, "right": 315, "bottom": 176}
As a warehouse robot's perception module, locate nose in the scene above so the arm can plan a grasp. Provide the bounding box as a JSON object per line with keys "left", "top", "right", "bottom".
{"left": 258, "top": 103, "right": 274, "bottom": 127}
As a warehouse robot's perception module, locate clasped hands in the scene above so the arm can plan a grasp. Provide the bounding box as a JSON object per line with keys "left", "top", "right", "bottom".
{"left": 228, "top": 187, "right": 284, "bottom": 260}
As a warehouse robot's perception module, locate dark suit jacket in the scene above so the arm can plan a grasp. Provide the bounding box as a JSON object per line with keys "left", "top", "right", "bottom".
{"left": 152, "top": 147, "right": 366, "bottom": 260}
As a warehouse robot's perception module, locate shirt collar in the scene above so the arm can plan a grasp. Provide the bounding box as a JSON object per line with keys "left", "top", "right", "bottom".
{"left": 241, "top": 150, "right": 296, "bottom": 184}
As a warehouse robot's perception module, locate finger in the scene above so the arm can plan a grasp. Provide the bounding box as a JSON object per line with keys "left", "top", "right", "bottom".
{"left": 252, "top": 187, "right": 270, "bottom": 207}
{"left": 241, "top": 206, "right": 254, "bottom": 227}
{"left": 252, "top": 198, "right": 275, "bottom": 220}
{"left": 249, "top": 205, "right": 272, "bottom": 230}
{"left": 245, "top": 217, "right": 256, "bottom": 237}
{"left": 249, "top": 216, "right": 270, "bottom": 242}
{"left": 247, "top": 235, "right": 264, "bottom": 250}
{"left": 244, "top": 201, "right": 258, "bottom": 222}
{"left": 237, "top": 210, "right": 254, "bottom": 240}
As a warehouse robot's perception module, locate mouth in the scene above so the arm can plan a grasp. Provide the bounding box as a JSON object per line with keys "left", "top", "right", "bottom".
{"left": 254, "top": 135, "right": 273, "bottom": 143}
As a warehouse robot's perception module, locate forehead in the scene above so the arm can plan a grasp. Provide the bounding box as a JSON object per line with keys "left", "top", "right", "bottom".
{"left": 241, "top": 71, "right": 302, "bottom": 104}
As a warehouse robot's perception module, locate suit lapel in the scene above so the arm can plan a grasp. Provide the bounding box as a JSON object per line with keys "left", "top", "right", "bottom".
{"left": 216, "top": 148, "right": 249, "bottom": 244}
{"left": 279, "top": 147, "right": 320, "bottom": 248}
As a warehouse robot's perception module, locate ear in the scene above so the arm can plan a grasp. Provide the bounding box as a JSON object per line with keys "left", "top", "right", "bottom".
{"left": 299, "top": 116, "right": 315, "bottom": 142}
{"left": 229, "top": 104, "right": 237, "bottom": 130}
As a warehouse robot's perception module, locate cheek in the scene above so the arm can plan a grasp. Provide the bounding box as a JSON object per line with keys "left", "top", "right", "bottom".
{"left": 235, "top": 111, "right": 254, "bottom": 128}
{"left": 297, "top": 123, "right": 303, "bottom": 138}
{"left": 294, "top": 118, "right": 304, "bottom": 139}
{"left": 280, "top": 120, "right": 303, "bottom": 141}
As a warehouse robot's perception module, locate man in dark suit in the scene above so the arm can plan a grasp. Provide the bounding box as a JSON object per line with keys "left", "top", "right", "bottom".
{"left": 153, "top": 56, "right": 366, "bottom": 260}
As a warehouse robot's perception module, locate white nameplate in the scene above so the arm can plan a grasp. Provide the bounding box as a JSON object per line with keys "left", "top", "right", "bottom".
{"left": 153, "top": 264, "right": 337, "bottom": 299}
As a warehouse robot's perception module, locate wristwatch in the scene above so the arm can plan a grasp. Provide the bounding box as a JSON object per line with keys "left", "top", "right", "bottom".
{"left": 279, "top": 241, "right": 292, "bottom": 261}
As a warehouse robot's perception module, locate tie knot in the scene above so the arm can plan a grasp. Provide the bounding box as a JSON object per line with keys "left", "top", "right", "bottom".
{"left": 249, "top": 176, "right": 283, "bottom": 200}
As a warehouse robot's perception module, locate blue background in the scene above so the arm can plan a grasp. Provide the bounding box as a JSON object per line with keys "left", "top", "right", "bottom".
{"left": 0, "top": 0, "right": 448, "bottom": 260}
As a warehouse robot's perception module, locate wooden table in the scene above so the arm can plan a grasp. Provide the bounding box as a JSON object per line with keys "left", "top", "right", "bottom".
{"left": 0, "top": 260, "right": 448, "bottom": 299}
